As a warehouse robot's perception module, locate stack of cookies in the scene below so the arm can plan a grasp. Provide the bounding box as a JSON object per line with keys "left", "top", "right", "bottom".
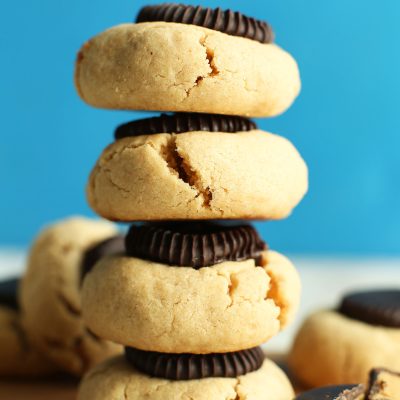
{"left": 75, "top": 4, "right": 308, "bottom": 399}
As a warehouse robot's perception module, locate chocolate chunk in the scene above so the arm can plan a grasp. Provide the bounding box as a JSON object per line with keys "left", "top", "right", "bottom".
{"left": 115, "top": 113, "right": 257, "bottom": 140}
{"left": 81, "top": 235, "right": 125, "bottom": 280}
{"left": 366, "top": 368, "right": 400, "bottom": 399}
{"left": 136, "top": 4, "right": 274, "bottom": 44}
{"left": 0, "top": 278, "right": 19, "bottom": 310}
{"left": 338, "top": 290, "right": 400, "bottom": 328}
{"left": 296, "top": 385, "right": 365, "bottom": 400}
{"left": 125, "top": 346, "right": 264, "bottom": 380}
{"left": 125, "top": 222, "right": 266, "bottom": 268}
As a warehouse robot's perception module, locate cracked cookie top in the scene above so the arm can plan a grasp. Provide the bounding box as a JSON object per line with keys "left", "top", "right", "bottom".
{"left": 124, "top": 346, "right": 264, "bottom": 380}
{"left": 136, "top": 4, "right": 274, "bottom": 44}
{"left": 125, "top": 222, "right": 267, "bottom": 268}
{"left": 87, "top": 130, "right": 308, "bottom": 221}
{"left": 114, "top": 113, "right": 257, "bottom": 140}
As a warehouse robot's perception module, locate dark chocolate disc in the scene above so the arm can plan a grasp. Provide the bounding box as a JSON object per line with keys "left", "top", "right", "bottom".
{"left": 125, "top": 222, "right": 266, "bottom": 268}
{"left": 136, "top": 4, "right": 274, "bottom": 44}
{"left": 296, "top": 385, "right": 365, "bottom": 400}
{"left": 125, "top": 346, "right": 264, "bottom": 380}
{"left": 114, "top": 113, "right": 257, "bottom": 140}
{"left": 81, "top": 235, "right": 125, "bottom": 280}
{"left": 338, "top": 290, "right": 400, "bottom": 328}
{"left": 0, "top": 278, "right": 19, "bottom": 310}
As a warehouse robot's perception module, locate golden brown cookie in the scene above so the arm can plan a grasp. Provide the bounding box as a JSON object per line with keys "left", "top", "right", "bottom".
{"left": 87, "top": 130, "right": 308, "bottom": 221}
{"left": 19, "top": 217, "right": 122, "bottom": 376}
{"left": 288, "top": 310, "right": 400, "bottom": 387}
{"left": 75, "top": 22, "right": 300, "bottom": 117}
{"left": 77, "top": 356, "right": 295, "bottom": 400}
{"left": 82, "top": 250, "right": 301, "bottom": 353}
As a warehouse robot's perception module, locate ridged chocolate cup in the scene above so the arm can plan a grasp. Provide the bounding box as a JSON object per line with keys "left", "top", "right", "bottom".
{"left": 124, "top": 346, "right": 264, "bottom": 380}
{"left": 115, "top": 113, "right": 257, "bottom": 140}
{"left": 338, "top": 289, "right": 400, "bottom": 328}
{"left": 136, "top": 4, "right": 274, "bottom": 44}
{"left": 125, "top": 222, "right": 266, "bottom": 268}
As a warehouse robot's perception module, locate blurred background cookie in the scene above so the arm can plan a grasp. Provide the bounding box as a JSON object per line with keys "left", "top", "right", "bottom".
{"left": 19, "top": 217, "right": 125, "bottom": 376}
{"left": 0, "top": 279, "right": 56, "bottom": 377}
{"left": 288, "top": 289, "right": 400, "bottom": 387}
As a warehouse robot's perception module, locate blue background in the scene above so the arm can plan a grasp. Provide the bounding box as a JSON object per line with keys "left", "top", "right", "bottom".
{"left": 1, "top": 1, "right": 399, "bottom": 254}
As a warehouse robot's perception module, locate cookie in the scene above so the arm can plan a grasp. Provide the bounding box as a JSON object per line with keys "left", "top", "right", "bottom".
{"left": 19, "top": 217, "right": 122, "bottom": 376}
{"left": 75, "top": 21, "right": 300, "bottom": 117}
{"left": 295, "top": 385, "right": 365, "bottom": 400}
{"left": 87, "top": 129, "right": 308, "bottom": 221}
{"left": 288, "top": 310, "right": 400, "bottom": 387}
{"left": 82, "top": 249, "right": 300, "bottom": 353}
{"left": 77, "top": 356, "right": 295, "bottom": 400}
{"left": 0, "top": 279, "right": 56, "bottom": 377}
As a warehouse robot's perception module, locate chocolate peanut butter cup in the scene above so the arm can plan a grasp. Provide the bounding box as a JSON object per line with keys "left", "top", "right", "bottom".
{"left": 0, "top": 278, "right": 19, "bottom": 310}
{"left": 124, "top": 346, "right": 264, "bottom": 380}
{"left": 136, "top": 4, "right": 274, "bottom": 44}
{"left": 115, "top": 113, "right": 257, "bottom": 140}
{"left": 338, "top": 289, "right": 400, "bottom": 328}
{"left": 125, "top": 222, "right": 266, "bottom": 268}
{"left": 81, "top": 235, "right": 125, "bottom": 280}
{"left": 295, "top": 385, "right": 365, "bottom": 400}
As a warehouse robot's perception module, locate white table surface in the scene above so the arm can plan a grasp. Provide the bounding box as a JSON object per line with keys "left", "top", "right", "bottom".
{"left": 1, "top": 249, "right": 399, "bottom": 354}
